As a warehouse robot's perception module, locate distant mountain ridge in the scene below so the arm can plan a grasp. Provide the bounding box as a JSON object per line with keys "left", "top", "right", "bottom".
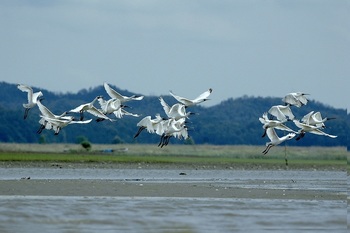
{"left": 0, "top": 81, "right": 347, "bottom": 146}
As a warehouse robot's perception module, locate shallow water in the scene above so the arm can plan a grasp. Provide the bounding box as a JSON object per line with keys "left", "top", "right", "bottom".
{"left": 0, "top": 168, "right": 347, "bottom": 232}
{"left": 0, "top": 168, "right": 346, "bottom": 192}
{"left": 0, "top": 196, "right": 346, "bottom": 233}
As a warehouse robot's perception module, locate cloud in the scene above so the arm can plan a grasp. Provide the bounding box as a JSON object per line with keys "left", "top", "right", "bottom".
{"left": 0, "top": 0, "right": 349, "bottom": 110}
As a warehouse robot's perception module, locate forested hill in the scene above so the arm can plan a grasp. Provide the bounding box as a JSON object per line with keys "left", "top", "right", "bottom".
{"left": 0, "top": 81, "right": 347, "bottom": 146}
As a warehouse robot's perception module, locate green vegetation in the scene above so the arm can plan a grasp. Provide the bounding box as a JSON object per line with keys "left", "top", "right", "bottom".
{"left": 0, "top": 82, "right": 347, "bottom": 146}
{"left": 0, "top": 144, "right": 346, "bottom": 170}
{"left": 80, "top": 141, "right": 92, "bottom": 151}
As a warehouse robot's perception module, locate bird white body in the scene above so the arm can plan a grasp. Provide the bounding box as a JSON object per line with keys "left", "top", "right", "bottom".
{"left": 259, "top": 112, "right": 297, "bottom": 137}
{"left": 36, "top": 99, "right": 91, "bottom": 134}
{"left": 268, "top": 104, "right": 295, "bottom": 121}
{"left": 17, "top": 84, "right": 43, "bottom": 119}
{"left": 103, "top": 82, "right": 144, "bottom": 103}
{"left": 301, "top": 111, "right": 334, "bottom": 128}
{"left": 282, "top": 92, "right": 309, "bottom": 107}
{"left": 169, "top": 88, "right": 212, "bottom": 107}
{"left": 159, "top": 97, "right": 190, "bottom": 120}
{"left": 137, "top": 114, "right": 164, "bottom": 133}
{"left": 40, "top": 115, "right": 92, "bottom": 135}
{"left": 97, "top": 96, "right": 139, "bottom": 119}
{"left": 158, "top": 118, "right": 188, "bottom": 147}
{"left": 70, "top": 96, "right": 113, "bottom": 121}
{"left": 37, "top": 100, "right": 71, "bottom": 121}
{"left": 134, "top": 114, "right": 165, "bottom": 138}
{"left": 97, "top": 97, "right": 122, "bottom": 115}
{"left": 165, "top": 118, "right": 188, "bottom": 139}
{"left": 293, "top": 120, "right": 337, "bottom": 140}
{"left": 262, "top": 128, "right": 296, "bottom": 154}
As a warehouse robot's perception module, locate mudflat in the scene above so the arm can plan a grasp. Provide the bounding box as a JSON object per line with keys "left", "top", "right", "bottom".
{"left": 0, "top": 179, "right": 345, "bottom": 200}
{"left": 0, "top": 161, "right": 346, "bottom": 201}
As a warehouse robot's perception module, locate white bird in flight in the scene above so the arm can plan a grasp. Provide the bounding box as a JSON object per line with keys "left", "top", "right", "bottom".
{"left": 262, "top": 127, "right": 296, "bottom": 154}
{"left": 97, "top": 96, "right": 123, "bottom": 115}
{"left": 293, "top": 119, "right": 337, "bottom": 141}
{"left": 69, "top": 96, "right": 113, "bottom": 122}
{"left": 282, "top": 92, "right": 309, "bottom": 107}
{"left": 36, "top": 99, "right": 72, "bottom": 134}
{"left": 268, "top": 104, "right": 295, "bottom": 121}
{"left": 40, "top": 115, "right": 92, "bottom": 135}
{"left": 97, "top": 96, "right": 139, "bottom": 119}
{"left": 37, "top": 99, "right": 71, "bottom": 120}
{"left": 134, "top": 114, "right": 165, "bottom": 138}
{"left": 159, "top": 97, "right": 193, "bottom": 120}
{"left": 36, "top": 99, "right": 91, "bottom": 135}
{"left": 158, "top": 118, "right": 188, "bottom": 147}
{"left": 17, "top": 84, "right": 43, "bottom": 119}
{"left": 301, "top": 111, "right": 335, "bottom": 128}
{"left": 115, "top": 108, "right": 140, "bottom": 119}
{"left": 259, "top": 112, "right": 297, "bottom": 137}
{"left": 103, "top": 82, "right": 144, "bottom": 103}
{"left": 169, "top": 88, "right": 212, "bottom": 107}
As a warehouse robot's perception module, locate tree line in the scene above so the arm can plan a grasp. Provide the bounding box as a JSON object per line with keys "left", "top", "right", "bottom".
{"left": 0, "top": 82, "right": 347, "bottom": 147}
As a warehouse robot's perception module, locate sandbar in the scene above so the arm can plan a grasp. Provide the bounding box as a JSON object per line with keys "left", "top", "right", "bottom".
{"left": 0, "top": 179, "right": 345, "bottom": 201}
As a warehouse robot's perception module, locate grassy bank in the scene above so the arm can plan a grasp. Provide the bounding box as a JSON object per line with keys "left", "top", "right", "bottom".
{"left": 0, "top": 143, "right": 347, "bottom": 170}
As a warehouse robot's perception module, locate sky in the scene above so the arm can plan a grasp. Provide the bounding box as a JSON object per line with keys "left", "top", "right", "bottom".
{"left": 1, "top": 0, "right": 349, "bottom": 110}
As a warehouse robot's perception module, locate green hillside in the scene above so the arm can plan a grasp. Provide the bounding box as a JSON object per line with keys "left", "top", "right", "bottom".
{"left": 0, "top": 82, "right": 347, "bottom": 147}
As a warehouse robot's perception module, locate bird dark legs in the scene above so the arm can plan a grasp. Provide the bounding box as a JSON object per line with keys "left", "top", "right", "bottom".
{"left": 79, "top": 110, "right": 84, "bottom": 121}
{"left": 96, "top": 118, "right": 105, "bottom": 122}
{"left": 37, "top": 124, "right": 45, "bottom": 134}
{"left": 262, "top": 144, "right": 273, "bottom": 155}
{"left": 158, "top": 134, "right": 172, "bottom": 148}
{"left": 54, "top": 127, "right": 61, "bottom": 135}
{"left": 158, "top": 134, "right": 166, "bottom": 147}
{"left": 295, "top": 131, "right": 305, "bottom": 141}
{"left": 23, "top": 108, "right": 30, "bottom": 119}
{"left": 37, "top": 120, "right": 51, "bottom": 134}
{"left": 163, "top": 135, "right": 171, "bottom": 147}
{"left": 284, "top": 143, "right": 288, "bottom": 168}
{"left": 134, "top": 126, "right": 145, "bottom": 139}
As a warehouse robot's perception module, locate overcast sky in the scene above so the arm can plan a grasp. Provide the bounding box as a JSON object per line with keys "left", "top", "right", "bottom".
{"left": 1, "top": 0, "right": 349, "bottom": 110}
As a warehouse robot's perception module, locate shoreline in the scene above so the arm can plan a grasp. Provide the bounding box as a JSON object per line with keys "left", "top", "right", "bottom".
{"left": 0, "top": 143, "right": 347, "bottom": 171}
{"left": 0, "top": 161, "right": 346, "bottom": 200}
{"left": 0, "top": 179, "right": 345, "bottom": 200}
{"left": 0, "top": 160, "right": 346, "bottom": 171}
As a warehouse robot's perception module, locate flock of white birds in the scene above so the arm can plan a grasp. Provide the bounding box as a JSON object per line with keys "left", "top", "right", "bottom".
{"left": 17, "top": 83, "right": 212, "bottom": 148}
{"left": 17, "top": 84, "right": 337, "bottom": 152}
{"left": 260, "top": 92, "right": 337, "bottom": 154}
